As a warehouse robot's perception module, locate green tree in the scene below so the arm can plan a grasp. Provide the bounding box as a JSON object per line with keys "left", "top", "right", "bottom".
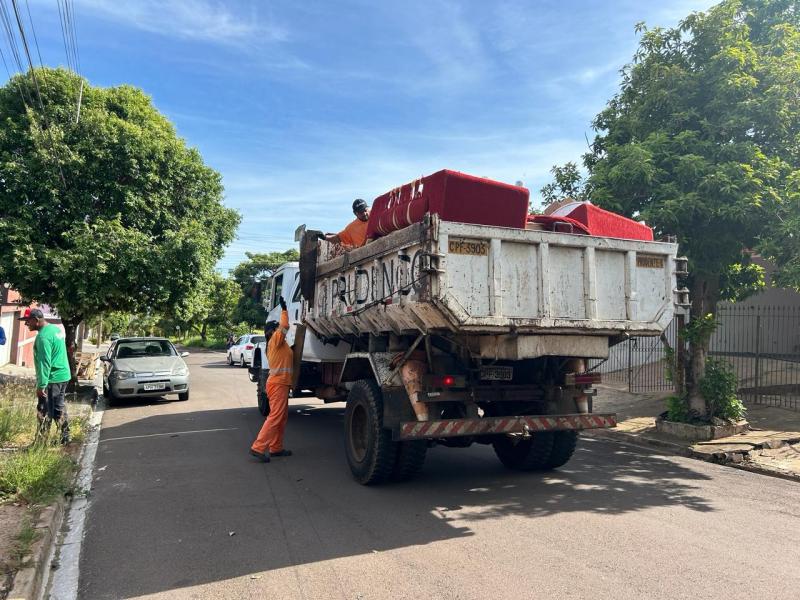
{"left": 539, "top": 162, "right": 589, "bottom": 206}
{"left": 191, "top": 273, "right": 240, "bottom": 341}
{"left": 0, "top": 68, "right": 239, "bottom": 372}
{"left": 231, "top": 250, "right": 299, "bottom": 327}
{"left": 542, "top": 0, "right": 800, "bottom": 416}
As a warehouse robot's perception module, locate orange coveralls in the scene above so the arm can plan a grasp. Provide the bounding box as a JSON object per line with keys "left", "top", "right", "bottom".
{"left": 251, "top": 309, "right": 293, "bottom": 454}
{"left": 337, "top": 217, "right": 368, "bottom": 248}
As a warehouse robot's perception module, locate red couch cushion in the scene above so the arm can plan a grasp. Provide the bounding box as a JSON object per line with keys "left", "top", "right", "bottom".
{"left": 367, "top": 170, "right": 529, "bottom": 239}
{"left": 567, "top": 203, "right": 653, "bottom": 241}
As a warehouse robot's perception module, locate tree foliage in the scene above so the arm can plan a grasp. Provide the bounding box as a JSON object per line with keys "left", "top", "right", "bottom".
{"left": 539, "top": 162, "right": 589, "bottom": 206}
{"left": 541, "top": 0, "right": 800, "bottom": 415}
{"left": 0, "top": 68, "right": 239, "bottom": 361}
{"left": 586, "top": 1, "right": 800, "bottom": 306}
{"left": 230, "top": 250, "right": 299, "bottom": 326}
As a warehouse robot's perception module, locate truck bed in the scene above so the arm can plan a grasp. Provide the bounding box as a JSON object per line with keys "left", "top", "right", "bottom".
{"left": 305, "top": 215, "right": 680, "bottom": 355}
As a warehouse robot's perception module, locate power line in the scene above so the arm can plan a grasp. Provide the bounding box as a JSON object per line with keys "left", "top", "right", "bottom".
{"left": 9, "top": 0, "right": 67, "bottom": 189}
{"left": 55, "top": 0, "right": 74, "bottom": 72}
{"left": 66, "top": 0, "right": 80, "bottom": 73}
{"left": 0, "top": 2, "right": 35, "bottom": 110}
{"left": 22, "top": 0, "right": 42, "bottom": 68}
{"left": 0, "top": 1, "right": 25, "bottom": 73}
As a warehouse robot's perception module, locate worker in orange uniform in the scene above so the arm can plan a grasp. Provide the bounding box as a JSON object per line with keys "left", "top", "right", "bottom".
{"left": 250, "top": 296, "right": 294, "bottom": 462}
{"left": 325, "top": 198, "right": 370, "bottom": 248}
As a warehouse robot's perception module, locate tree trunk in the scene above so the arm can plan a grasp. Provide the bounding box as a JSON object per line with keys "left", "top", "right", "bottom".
{"left": 686, "top": 274, "right": 720, "bottom": 417}
{"left": 61, "top": 316, "right": 83, "bottom": 383}
{"left": 200, "top": 321, "right": 208, "bottom": 342}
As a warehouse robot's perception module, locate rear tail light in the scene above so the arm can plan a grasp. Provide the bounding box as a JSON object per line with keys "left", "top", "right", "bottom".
{"left": 245, "top": 344, "right": 254, "bottom": 350}
{"left": 565, "top": 372, "right": 601, "bottom": 386}
{"left": 424, "top": 374, "right": 465, "bottom": 388}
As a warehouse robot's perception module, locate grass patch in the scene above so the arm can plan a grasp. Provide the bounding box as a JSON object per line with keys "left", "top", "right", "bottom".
{"left": 0, "top": 383, "right": 38, "bottom": 448}
{"left": 176, "top": 336, "right": 228, "bottom": 350}
{"left": 10, "top": 515, "right": 38, "bottom": 568}
{"left": 0, "top": 445, "right": 76, "bottom": 505}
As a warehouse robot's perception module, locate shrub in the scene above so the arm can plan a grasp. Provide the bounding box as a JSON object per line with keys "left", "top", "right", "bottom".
{"left": 700, "top": 358, "right": 746, "bottom": 422}
{"left": 665, "top": 395, "right": 691, "bottom": 423}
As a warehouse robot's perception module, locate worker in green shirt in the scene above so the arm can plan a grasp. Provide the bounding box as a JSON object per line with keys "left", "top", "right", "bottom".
{"left": 20, "top": 307, "right": 72, "bottom": 444}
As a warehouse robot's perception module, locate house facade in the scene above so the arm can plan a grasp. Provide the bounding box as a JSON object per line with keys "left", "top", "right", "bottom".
{"left": 0, "top": 284, "right": 64, "bottom": 367}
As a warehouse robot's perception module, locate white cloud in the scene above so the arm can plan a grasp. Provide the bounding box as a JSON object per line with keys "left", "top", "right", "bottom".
{"left": 73, "top": 0, "right": 286, "bottom": 45}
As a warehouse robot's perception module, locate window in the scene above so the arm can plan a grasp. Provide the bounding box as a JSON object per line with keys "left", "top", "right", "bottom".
{"left": 114, "top": 340, "right": 176, "bottom": 359}
{"left": 291, "top": 281, "right": 302, "bottom": 303}
{"left": 235, "top": 337, "right": 244, "bottom": 346}
{"left": 251, "top": 335, "right": 266, "bottom": 344}
{"left": 272, "top": 274, "right": 284, "bottom": 309}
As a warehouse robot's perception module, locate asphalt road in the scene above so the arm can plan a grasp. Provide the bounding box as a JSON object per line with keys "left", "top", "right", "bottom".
{"left": 76, "top": 350, "right": 800, "bottom": 600}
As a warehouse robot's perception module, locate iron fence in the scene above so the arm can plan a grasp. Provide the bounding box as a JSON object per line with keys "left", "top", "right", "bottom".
{"left": 710, "top": 304, "right": 800, "bottom": 411}
{"left": 589, "top": 304, "right": 800, "bottom": 411}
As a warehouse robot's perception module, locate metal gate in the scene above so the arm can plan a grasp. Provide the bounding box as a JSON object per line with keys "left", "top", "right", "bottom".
{"left": 589, "top": 317, "right": 679, "bottom": 393}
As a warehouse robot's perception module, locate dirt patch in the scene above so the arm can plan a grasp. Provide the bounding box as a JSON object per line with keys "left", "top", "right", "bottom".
{"left": 0, "top": 502, "right": 28, "bottom": 597}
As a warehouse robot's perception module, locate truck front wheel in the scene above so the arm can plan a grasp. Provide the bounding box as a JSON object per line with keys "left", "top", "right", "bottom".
{"left": 257, "top": 369, "right": 270, "bottom": 417}
{"left": 493, "top": 432, "right": 555, "bottom": 471}
{"left": 344, "top": 379, "right": 397, "bottom": 485}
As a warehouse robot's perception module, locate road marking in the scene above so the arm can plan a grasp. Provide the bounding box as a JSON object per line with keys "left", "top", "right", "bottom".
{"left": 100, "top": 427, "right": 238, "bottom": 443}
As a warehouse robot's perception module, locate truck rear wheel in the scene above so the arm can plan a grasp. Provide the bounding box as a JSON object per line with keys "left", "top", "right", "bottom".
{"left": 493, "top": 432, "right": 555, "bottom": 471}
{"left": 257, "top": 369, "right": 270, "bottom": 417}
{"left": 344, "top": 379, "right": 397, "bottom": 485}
{"left": 544, "top": 431, "right": 579, "bottom": 469}
{"left": 391, "top": 441, "right": 427, "bottom": 481}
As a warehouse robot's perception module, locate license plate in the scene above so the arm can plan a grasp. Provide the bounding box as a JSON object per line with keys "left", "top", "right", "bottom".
{"left": 143, "top": 383, "right": 166, "bottom": 391}
{"left": 480, "top": 366, "right": 513, "bottom": 381}
{"left": 448, "top": 237, "right": 489, "bottom": 256}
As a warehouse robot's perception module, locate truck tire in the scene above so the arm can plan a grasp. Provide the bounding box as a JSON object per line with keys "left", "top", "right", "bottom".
{"left": 391, "top": 440, "right": 427, "bottom": 481}
{"left": 344, "top": 379, "right": 397, "bottom": 485}
{"left": 257, "top": 369, "right": 270, "bottom": 417}
{"left": 544, "top": 431, "right": 579, "bottom": 469}
{"left": 492, "top": 432, "right": 555, "bottom": 471}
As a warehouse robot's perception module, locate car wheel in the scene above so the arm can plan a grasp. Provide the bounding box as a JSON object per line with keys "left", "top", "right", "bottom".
{"left": 240, "top": 356, "right": 246, "bottom": 368}
{"left": 103, "top": 383, "right": 117, "bottom": 406}
{"left": 178, "top": 391, "right": 189, "bottom": 401}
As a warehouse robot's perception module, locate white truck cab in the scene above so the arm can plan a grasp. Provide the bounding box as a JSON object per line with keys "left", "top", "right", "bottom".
{"left": 250, "top": 262, "right": 348, "bottom": 415}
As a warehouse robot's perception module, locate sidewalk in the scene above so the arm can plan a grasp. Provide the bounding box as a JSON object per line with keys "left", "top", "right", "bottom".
{"left": 590, "top": 384, "right": 800, "bottom": 482}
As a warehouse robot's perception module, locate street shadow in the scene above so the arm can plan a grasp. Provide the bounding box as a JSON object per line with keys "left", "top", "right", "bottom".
{"left": 79, "top": 403, "right": 716, "bottom": 599}
{"left": 199, "top": 363, "right": 244, "bottom": 369}
{"left": 104, "top": 395, "right": 185, "bottom": 408}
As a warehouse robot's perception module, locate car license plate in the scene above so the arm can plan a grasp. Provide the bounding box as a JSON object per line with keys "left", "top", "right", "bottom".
{"left": 480, "top": 366, "right": 513, "bottom": 381}
{"left": 143, "top": 383, "right": 166, "bottom": 391}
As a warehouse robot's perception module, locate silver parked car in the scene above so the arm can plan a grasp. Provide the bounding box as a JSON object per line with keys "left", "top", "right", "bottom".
{"left": 227, "top": 334, "right": 265, "bottom": 367}
{"left": 101, "top": 337, "right": 190, "bottom": 403}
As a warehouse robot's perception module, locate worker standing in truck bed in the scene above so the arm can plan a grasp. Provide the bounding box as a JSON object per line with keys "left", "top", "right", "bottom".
{"left": 325, "top": 198, "right": 370, "bottom": 249}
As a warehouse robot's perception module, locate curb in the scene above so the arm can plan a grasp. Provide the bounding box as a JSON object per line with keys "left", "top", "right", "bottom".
{"left": 6, "top": 401, "right": 99, "bottom": 600}
{"left": 585, "top": 428, "right": 694, "bottom": 457}
{"left": 587, "top": 428, "right": 800, "bottom": 484}
{"left": 6, "top": 499, "right": 66, "bottom": 600}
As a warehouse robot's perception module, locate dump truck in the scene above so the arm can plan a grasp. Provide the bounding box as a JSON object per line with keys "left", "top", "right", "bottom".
{"left": 252, "top": 172, "right": 687, "bottom": 484}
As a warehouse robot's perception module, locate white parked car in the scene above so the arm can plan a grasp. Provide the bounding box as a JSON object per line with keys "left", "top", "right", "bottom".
{"left": 227, "top": 334, "right": 265, "bottom": 367}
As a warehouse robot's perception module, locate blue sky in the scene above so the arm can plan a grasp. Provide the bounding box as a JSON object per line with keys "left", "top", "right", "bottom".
{"left": 12, "top": 0, "right": 716, "bottom": 272}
